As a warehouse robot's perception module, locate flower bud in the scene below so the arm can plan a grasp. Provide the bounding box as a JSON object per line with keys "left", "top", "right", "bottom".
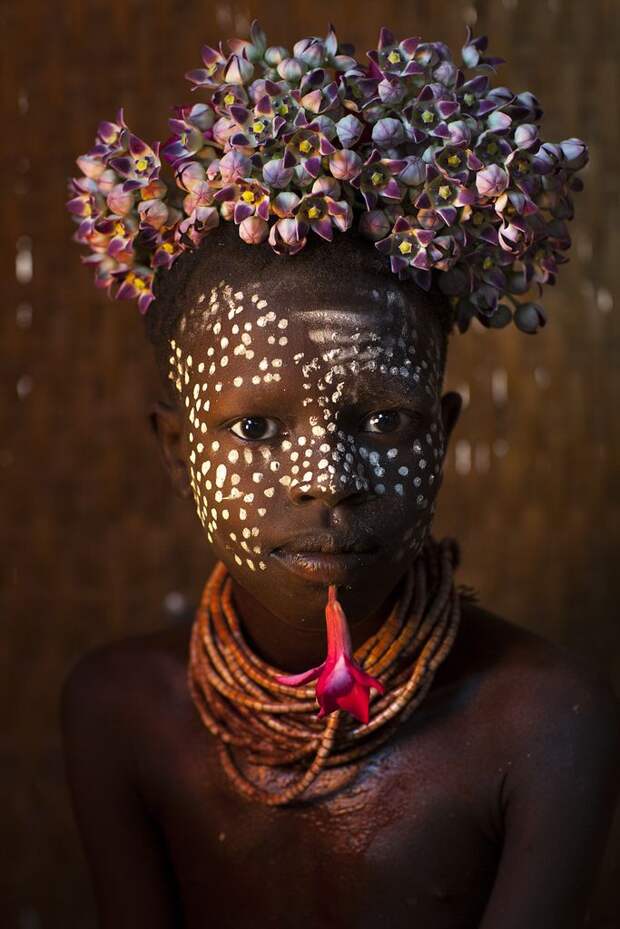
{"left": 336, "top": 114, "right": 364, "bottom": 148}
{"left": 328, "top": 149, "right": 362, "bottom": 181}
{"left": 263, "top": 157, "right": 294, "bottom": 188}
{"left": 264, "top": 45, "right": 288, "bottom": 66}
{"left": 476, "top": 164, "right": 508, "bottom": 198}
{"left": 514, "top": 301, "right": 546, "bottom": 333}
{"left": 219, "top": 150, "right": 252, "bottom": 183}
{"left": 107, "top": 183, "right": 134, "bottom": 216}
{"left": 238, "top": 216, "right": 269, "bottom": 244}
{"left": 372, "top": 117, "right": 405, "bottom": 149}
{"left": 277, "top": 57, "right": 304, "bottom": 83}
{"left": 358, "top": 209, "right": 391, "bottom": 240}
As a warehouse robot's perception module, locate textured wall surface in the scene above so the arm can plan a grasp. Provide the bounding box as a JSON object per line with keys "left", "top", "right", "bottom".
{"left": 2, "top": 0, "right": 618, "bottom": 925}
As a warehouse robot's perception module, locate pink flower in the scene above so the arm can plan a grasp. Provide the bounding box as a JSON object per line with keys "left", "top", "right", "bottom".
{"left": 275, "top": 586, "right": 385, "bottom": 725}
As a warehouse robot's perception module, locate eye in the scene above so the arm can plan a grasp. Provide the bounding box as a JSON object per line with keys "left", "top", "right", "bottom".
{"left": 229, "top": 416, "right": 280, "bottom": 441}
{"left": 361, "top": 409, "right": 411, "bottom": 434}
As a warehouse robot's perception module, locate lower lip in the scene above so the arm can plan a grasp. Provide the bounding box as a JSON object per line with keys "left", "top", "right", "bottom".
{"left": 271, "top": 549, "right": 381, "bottom": 585}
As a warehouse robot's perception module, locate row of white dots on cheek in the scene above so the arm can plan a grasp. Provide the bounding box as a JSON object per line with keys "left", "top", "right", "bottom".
{"left": 171, "top": 287, "right": 300, "bottom": 573}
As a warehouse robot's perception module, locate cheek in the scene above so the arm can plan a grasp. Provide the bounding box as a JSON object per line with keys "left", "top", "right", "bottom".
{"left": 191, "top": 438, "right": 276, "bottom": 574}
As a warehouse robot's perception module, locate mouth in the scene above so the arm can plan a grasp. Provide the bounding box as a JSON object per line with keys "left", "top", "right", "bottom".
{"left": 271, "top": 532, "right": 382, "bottom": 585}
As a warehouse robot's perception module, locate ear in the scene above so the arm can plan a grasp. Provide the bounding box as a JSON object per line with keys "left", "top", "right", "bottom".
{"left": 440, "top": 390, "right": 463, "bottom": 443}
{"left": 149, "top": 400, "right": 192, "bottom": 500}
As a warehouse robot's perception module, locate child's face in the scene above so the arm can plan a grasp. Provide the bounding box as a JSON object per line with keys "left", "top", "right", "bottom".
{"left": 164, "top": 274, "right": 459, "bottom": 628}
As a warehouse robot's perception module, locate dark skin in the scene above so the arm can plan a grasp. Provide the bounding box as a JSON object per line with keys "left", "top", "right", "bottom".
{"left": 62, "top": 269, "right": 620, "bottom": 928}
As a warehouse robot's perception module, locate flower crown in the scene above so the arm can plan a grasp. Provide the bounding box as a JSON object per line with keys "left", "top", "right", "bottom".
{"left": 66, "top": 21, "right": 588, "bottom": 334}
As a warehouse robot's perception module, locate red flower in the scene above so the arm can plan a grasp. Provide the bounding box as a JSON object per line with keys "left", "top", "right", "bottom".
{"left": 275, "top": 586, "right": 385, "bottom": 724}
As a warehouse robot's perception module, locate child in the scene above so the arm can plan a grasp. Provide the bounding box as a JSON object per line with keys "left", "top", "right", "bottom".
{"left": 62, "top": 21, "right": 620, "bottom": 928}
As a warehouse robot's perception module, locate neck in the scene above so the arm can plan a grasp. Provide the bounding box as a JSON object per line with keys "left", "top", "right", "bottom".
{"left": 229, "top": 575, "right": 405, "bottom": 673}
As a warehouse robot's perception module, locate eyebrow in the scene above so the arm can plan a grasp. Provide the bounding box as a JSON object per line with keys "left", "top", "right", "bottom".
{"left": 209, "top": 368, "right": 436, "bottom": 424}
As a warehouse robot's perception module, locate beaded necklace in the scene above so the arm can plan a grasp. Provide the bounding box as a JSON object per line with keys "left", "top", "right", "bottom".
{"left": 188, "top": 535, "right": 466, "bottom": 806}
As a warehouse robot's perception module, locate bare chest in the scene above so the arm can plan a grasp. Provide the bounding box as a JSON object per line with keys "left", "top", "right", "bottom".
{"left": 151, "top": 710, "right": 501, "bottom": 929}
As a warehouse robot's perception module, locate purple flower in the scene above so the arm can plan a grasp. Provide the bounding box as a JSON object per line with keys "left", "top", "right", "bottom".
{"left": 262, "top": 157, "right": 294, "bottom": 188}
{"left": 214, "top": 178, "right": 271, "bottom": 224}
{"left": 375, "top": 215, "right": 437, "bottom": 287}
{"left": 498, "top": 217, "right": 534, "bottom": 256}
{"left": 352, "top": 149, "right": 406, "bottom": 211}
{"left": 108, "top": 133, "right": 161, "bottom": 193}
{"left": 268, "top": 217, "right": 308, "bottom": 255}
{"left": 114, "top": 266, "right": 155, "bottom": 314}
{"left": 294, "top": 192, "right": 352, "bottom": 241}
{"left": 177, "top": 205, "right": 219, "bottom": 248}
{"left": 161, "top": 103, "right": 214, "bottom": 167}
{"left": 461, "top": 27, "right": 505, "bottom": 70}
{"left": 185, "top": 44, "right": 228, "bottom": 91}
{"left": 282, "top": 122, "right": 336, "bottom": 178}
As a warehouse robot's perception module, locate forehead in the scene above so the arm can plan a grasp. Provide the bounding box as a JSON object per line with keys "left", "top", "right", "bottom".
{"left": 170, "top": 278, "right": 442, "bottom": 399}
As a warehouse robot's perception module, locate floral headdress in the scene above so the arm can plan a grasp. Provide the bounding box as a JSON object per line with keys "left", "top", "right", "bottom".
{"left": 66, "top": 21, "right": 588, "bottom": 334}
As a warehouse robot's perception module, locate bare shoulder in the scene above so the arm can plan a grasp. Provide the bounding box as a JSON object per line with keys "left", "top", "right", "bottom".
{"left": 455, "top": 598, "right": 620, "bottom": 766}
{"left": 60, "top": 621, "right": 194, "bottom": 753}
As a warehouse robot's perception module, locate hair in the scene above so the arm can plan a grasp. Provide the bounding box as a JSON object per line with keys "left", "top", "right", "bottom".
{"left": 144, "top": 221, "right": 456, "bottom": 404}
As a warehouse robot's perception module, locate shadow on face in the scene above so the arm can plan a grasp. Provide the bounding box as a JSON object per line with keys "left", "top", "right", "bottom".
{"left": 151, "top": 246, "right": 461, "bottom": 629}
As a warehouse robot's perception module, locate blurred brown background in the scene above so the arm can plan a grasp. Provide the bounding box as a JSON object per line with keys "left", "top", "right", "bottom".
{"left": 2, "top": 0, "right": 618, "bottom": 925}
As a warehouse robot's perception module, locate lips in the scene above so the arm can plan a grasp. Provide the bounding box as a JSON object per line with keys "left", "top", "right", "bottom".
{"left": 271, "top": 531, "right": 381, "bottom": 584}
{"left": 273, "top": 531, "right": 379, "bottom": 556}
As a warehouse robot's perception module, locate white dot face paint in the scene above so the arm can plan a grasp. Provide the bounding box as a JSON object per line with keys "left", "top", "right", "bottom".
{"left": 167, "top": 277, "right": 448, "bottom": 597}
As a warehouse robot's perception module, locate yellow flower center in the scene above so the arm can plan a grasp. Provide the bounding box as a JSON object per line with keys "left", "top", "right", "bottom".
{"left": 421, "top": 109, "right": 435, "bottom": 124}
{"left": 278, "top": 103, "right": 289, "bottom": 115}
{"left": 388, "top": 50, "right": 401, "bottom": 64}
{"left": 473, "top": 211, "right": 485, "bottom": 226}
{"left": 252, "top": 120, "right": 265, "bottom": 134}
{"left": 83, "top": 204, "right": 92, "bottom": 216}
{"left": 307, "top": 206, "right": 320, "bottom": 219}
{"left": 114, "top": 222, "right": 125, "bottom": 235}
{"left": 224, "top": 93, "right": 235, "bottom": 105}
{"left": 447, "top": 154, "right": 461, "bottom": 166}
{"left": 486, "top": 142, "right": 498, "bottom": 155}
{"left": 398, "top": 240, "right": 413, "bottom": 255}
{"left": 482, "top": 257, "right": 493, "bottom": 270}
{"left": 162, "top": 243, "right": 174, "bottom": 253}
{"left": 180, "top": 132, "right": 188, "bottom": 146}
{"left": 127, "top": 272, "right": 146, "bottom": 290}
{"left": 438, "top": 185, "right": 451, "bottom": 200}
{"left": 299, "top": 139, "right": 312, "bottom": 153}
{"left": 370, "top": 171, "right": 383, "bottom": 186}
{"left": 136, "top": 158, "right": 148, "bottom": 172}
{"left": 464, "top": 93, "right": 475, "bottom": 106}
{"left": 517, "top": 159, "right": 529, "bottom": 173}
{"left": 241, "top": 190, "right": 255, "bottom": 203}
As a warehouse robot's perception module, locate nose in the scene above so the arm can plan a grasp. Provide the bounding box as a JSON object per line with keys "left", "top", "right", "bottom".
{"left": 287, "top": 455, "right": 369, "bottom": 507}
